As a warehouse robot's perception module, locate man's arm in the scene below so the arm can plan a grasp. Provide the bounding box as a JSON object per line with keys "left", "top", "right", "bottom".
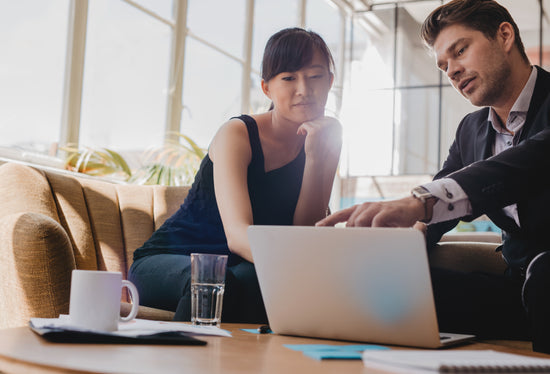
{"left": 317, "top": 129, "right": 550, "bottom": 228}
{"left": 449, "top": 128, "right": 550, "bottom": 216}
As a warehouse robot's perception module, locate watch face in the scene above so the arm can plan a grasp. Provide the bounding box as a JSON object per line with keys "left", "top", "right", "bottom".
{"left": 412, "top": 187, "right": 431, "bottom": 198}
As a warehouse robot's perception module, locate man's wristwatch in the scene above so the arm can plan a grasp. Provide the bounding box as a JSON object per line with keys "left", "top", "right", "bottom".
{"left": 411, "top": 186, "right": 437, "bottom": 223}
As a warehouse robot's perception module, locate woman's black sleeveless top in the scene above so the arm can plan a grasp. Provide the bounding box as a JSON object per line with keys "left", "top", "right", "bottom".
{"left": 133, "top": 115, "right": 306, "bottom": 264}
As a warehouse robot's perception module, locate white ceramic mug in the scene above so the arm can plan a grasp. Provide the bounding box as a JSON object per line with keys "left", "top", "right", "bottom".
{"left": 69, "top": 270, "right": 139, "bottom": 332}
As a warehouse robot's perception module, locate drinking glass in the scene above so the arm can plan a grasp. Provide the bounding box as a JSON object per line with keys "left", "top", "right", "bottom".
{"left": 190, "top": 253, "right": 228, "bottom": 327}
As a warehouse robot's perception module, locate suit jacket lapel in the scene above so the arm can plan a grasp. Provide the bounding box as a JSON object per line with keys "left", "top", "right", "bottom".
{"left": 474, "top": 115, "right": 516, "bottom": 231}
{"left": 475, "top": 118, "right": 495, "bottom": 161}
{"left": 520, "top": 66, "right": 550, "bottom": 141}
{"left": 488, "top": 67, "right": 550, "bottom": 233}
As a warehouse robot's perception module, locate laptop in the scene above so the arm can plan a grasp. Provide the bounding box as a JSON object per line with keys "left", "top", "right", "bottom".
{"left": 247, "top": 225, "right": 474, "bottom": 348}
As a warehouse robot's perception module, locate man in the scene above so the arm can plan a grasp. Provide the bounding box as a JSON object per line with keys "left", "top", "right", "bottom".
{"left": 318, "top": 0, "right": 550, "bottom": 353}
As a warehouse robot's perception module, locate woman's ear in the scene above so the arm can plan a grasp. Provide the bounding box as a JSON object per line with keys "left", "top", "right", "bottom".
{"left": 328, "top": 72, "right": 335, "bottom": 89}
{"left": 261, "top": 79, "right": 271, "bottom": 98}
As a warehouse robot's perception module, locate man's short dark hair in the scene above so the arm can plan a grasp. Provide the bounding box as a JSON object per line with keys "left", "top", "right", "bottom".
{"left": 421, "top": 0, "right": 529, "bottom": 64}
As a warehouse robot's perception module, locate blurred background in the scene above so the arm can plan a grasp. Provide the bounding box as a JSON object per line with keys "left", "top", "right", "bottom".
{"left": 0, "top": 0, "right": 547, "bottom": 225}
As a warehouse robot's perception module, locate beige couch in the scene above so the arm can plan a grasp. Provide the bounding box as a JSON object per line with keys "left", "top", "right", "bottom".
{"left": 0, "top": 162, "right": 528, "bottom": 349}
{"left": 0, "top": 162, "right": 189, "bottom": 328}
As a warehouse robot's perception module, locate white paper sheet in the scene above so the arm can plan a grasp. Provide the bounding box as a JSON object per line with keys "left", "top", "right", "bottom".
{"left": 30, "top": 315, "right": 232, "bottom": 338}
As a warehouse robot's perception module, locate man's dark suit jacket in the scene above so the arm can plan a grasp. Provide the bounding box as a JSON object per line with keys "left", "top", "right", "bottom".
{"left": 426, "top": 66, "right": 550, "bottom": 271}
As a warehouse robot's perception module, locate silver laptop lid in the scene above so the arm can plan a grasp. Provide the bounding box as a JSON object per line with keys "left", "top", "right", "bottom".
{"left": 248, "top": 225, "right": 442, "bottom": 348}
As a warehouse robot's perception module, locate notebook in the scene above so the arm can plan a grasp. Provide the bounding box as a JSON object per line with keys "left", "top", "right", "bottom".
{"left": 361, "top": 350, "right": 550, "bottom": 373}
{"left": 247, "top": 225, "right": 475, "bottom": 349}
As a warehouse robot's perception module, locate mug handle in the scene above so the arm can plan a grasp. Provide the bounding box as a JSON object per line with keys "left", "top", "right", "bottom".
{"left": 120, "top": 280, "right": 140, "bottom": 322}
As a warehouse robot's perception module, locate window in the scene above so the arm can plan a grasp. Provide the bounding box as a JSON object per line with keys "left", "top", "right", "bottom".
{"left": 306, "top": 0, "right": 344, "bottom": 117}
{"left": 340, "top": 0, "right": 549, "bottom": 179}
{"left": 252, "top": 0, "right": 300, "bottom": 74}
{"left": 1, "top": 0, "right": 548, "bottom": 208}
{"left": 338, "top": 0, "right": 549, "bottom": 207}
{"left": 182, "top": 38, "right": 243, "bottom": 147}
{"left": 80, "top": 0, "right": 172, "bottom": 151}
{"left": 187, "top": 0, "right": 246, "bottom": 59}
{"left": 0, "top": 0, "right": 69, "bottom": 154}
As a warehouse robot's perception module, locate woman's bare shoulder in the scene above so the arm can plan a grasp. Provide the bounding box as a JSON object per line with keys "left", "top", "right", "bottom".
{"left": 209, "top": 117, "right": 251, "bottom": 161}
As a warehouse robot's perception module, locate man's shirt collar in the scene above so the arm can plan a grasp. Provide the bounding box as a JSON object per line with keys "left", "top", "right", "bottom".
{"left": 488, "top": 66, "right": 537, "bottom": 134}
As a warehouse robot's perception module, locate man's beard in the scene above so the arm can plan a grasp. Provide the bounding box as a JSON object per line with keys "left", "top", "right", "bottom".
{"left": 468, "top": 59, "right": 512, "bottom": 108}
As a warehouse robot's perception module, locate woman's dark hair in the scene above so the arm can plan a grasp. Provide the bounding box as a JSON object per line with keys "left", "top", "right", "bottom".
{"left": 421, "top": 0, "right": 529, "bottom": 64}
{"left": 261, "top": 28, "right": 335, "bottom": 82}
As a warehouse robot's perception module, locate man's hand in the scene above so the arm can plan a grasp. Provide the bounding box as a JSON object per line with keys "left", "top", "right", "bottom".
{"left": 316, "top": 196, "right": 426, "bottom": 228}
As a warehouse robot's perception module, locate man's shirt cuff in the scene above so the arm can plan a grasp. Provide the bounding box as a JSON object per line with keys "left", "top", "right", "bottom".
{"left": 421, "top": 178, "right": 472, "bottom": 224}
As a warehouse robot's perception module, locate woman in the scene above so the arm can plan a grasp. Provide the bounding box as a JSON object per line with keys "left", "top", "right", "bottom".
{"left": 129, "top": 27, "right": 342, "bottom": 323}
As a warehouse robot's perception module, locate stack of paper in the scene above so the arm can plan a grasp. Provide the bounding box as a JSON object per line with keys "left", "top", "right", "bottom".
{"left": 362, "top": 350, "right": 550, "bottom": 373}
{"left": 29, "top": 315, "right": 231, "bottom": 345}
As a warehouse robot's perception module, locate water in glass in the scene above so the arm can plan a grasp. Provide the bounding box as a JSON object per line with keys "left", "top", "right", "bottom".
{"left": 191, "top": 282, "right": 225, "bottom": 326}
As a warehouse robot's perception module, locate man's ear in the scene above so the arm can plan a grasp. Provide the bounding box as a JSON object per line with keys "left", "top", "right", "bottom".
{"left": 261, "top": 79, "right": 271, "bottom": 99}
{"left": 498, "top": 22, "right": 515, "bottom": 53}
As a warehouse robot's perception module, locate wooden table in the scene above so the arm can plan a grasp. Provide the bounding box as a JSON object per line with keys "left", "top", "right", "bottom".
{"left": 0, "top": 324, "right": 547, "bottom": 374}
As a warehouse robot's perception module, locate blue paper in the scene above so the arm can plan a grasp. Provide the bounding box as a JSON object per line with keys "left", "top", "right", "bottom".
{"left": 302, "top": 351, "right": 364, "bottom": 360}
{"left": 284, "top": 344, "right": 388, "bottom": 352}
{"left": 283, "top": 343, "right": 389, "bottom": 361}
{"left": 241, "top": 328, "right": 273, "bottom": 334}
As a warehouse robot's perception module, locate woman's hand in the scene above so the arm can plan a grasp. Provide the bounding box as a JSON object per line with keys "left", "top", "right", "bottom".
{"left": 297, "top": 116, "right": 342, "bottom": 162}
{"left": 293, "top": 116, "right": 342, "bottom": 226}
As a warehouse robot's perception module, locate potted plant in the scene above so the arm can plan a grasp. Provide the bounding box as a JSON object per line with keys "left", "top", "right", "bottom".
{"left": 62, "top": 144, "right": 132, "bottom": 182}
{"left": 62, "top": 133, "right": 205, "bottom": 186}
{"left": 129, "top": 133, "right": 205, "bottom": 186}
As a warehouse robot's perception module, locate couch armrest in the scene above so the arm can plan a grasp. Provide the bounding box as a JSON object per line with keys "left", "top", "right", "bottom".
{"left": 0, "top": 212, "right": 76, "bottom": 328}
{"left": 429, "top": 241, "right": 506, "bottom": 275}
{"left": 440, "top": 231, "right": 502, "bottom": 243}
{"left": 120, "top": 302, "right": 175, "bottom": 321}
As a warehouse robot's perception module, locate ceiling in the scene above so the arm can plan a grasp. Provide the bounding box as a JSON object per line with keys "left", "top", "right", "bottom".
{"left": 361, "top": 0, "right": 550, "bottom": 33}
{"left": 348, "top": 0, "right": 550, "bottom": 59}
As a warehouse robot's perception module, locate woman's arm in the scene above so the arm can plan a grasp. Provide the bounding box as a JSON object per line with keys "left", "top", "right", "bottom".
{"left": 293, "top": 116, "right": 342, "bottom": 225}
{"left": 209, "top": 119, "right": 255, "bottom": 262}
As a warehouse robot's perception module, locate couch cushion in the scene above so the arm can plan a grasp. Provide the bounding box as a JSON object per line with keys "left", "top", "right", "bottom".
{"left": 47, "top": 170, "right": 130, "bottom": 275}
{"left": 117, "top": 184, "right": 190, "bottom": 270}
{"left": 153, "top": 186, "right": 190, "bottom": 230}
{"left": 117, "top": 185, "right": 156, "bottom": 270}
{"left": 46, "top": 171, "right": 98, "bottom": 271}
{"left": 79, "top": 178, "right": 126, "bottom": 275}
